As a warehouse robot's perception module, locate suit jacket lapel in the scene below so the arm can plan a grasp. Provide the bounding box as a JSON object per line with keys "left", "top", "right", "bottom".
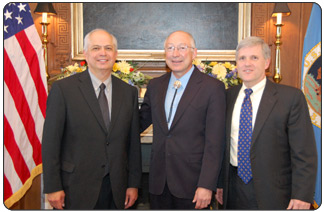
{"left": 251, "top": 79, "right": 278, "bottom": 146}
{"left": 156, "top": 73, "right": 171, "bottom": 134}
{"left": 109, "top": 76, "right": 123, "bottom": 136}
{"left": 170, "top": 68, "right": 202, "bottom": 129}
{"left": 78, "top": 70, "right": 108, "bottom": 133}
{"left": 226, "top": 85, "right": 242, "bottom": 142}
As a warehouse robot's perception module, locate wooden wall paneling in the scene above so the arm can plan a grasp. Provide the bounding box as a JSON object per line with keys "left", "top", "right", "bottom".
{"left": 30, "top": 3, "right": 71, "bottom": 78}
{"left": 251, "top": 3, "right": 313, "bottom": 88}
{"left": 9, "top": 175, "right": 41, "bottom": 209}
{"left": 278, "top": 3, "right": 303, "bottom": 88}
{"left": 275, "top": 3, "right": 313, "bottom": 88}
{"left": 251, "top": 3, "right": 272, "bottom": 76}
{"left": 50, "top": 3, "right": 71, "bottom": 77}
{"left": 251, "top": 3, "right": 271, "bottom": 44}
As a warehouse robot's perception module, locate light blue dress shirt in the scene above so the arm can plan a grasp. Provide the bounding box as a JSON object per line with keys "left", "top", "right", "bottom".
{"left": 164, "top": 65, "right": 195, "bottom": 129}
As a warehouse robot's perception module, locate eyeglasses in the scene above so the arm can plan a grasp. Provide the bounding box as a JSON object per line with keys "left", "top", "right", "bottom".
{"left": 165, "top": 45, "right": 195, "bottom": 53}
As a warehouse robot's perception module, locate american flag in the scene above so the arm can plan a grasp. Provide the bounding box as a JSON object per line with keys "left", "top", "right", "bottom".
{"left": 4, "top": 3, "right": 47, "bottom": 208}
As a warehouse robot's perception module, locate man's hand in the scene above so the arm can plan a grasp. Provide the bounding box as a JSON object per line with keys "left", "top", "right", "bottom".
{"left": 215, "top": 188, "right": 223, "bottom": 205}
{"left": 192, "top": 187, "right": 212, "bottom": 209}
{"left": 47, "top": 190, "right": 65, "bottom": 209}
{"left": 124, "top": 188, "right": 138, "bottom": 209}
{"left": 287, "top": 199, "right": 311, "bottom": 209}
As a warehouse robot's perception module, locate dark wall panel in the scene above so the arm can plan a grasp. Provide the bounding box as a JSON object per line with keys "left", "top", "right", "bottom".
{"left": 83, "top": 3, "right": 238, "bottom": 50}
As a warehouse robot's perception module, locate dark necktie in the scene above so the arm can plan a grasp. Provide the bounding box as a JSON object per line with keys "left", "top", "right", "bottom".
{"left": 98, "top": 83, "right": 110, "bottom": 130}
{"left": 167, "top": 80, "right": 181, "bottom": 124}
{"left": 238, "top": 88, "right": 253, "bottom": 184}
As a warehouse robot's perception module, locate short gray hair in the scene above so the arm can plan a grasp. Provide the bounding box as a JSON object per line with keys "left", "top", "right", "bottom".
{"left": 236, "top": 36, "right": 271, "bottom": 60}
{"left": 83, "top": 28, "right": 118, "bottom": 51}
{"left": 164, "top": 30, "right": 196, "bottom": 49}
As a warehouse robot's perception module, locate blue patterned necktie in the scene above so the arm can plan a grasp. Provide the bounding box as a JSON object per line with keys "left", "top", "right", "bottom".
{"left": 238, "top": 88, "right": 253, "bottom": 184}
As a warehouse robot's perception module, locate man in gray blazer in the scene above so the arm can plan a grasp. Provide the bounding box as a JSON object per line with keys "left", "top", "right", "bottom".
{"left": 42, "top": 29, "right": 142, "bottom": 209}
{"left": 216, "top": 36, "right": 317, "bottom": 209}
{"left": 140, "top": 31, "right": 226, "bottom": 209}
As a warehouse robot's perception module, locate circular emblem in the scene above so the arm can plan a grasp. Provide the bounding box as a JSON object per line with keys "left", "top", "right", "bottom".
{"left": 302, "top": 42, "right": 321, "bottom": 128}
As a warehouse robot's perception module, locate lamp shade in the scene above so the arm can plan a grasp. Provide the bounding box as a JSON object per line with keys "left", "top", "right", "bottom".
{"left": 34, "top": 3, "right": 57, "bottom": 15}
{"left": 272, "top": 3, "right": 291, "bottom": 17}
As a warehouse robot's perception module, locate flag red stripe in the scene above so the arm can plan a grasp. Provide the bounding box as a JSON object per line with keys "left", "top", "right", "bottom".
{"left": 4, "top": 175, "right": 13, "bottom": 201}
{"left": 4, "top": 4, "right": 47, "bottom": 207}
{"left": 4, "top": 116, "right": 31, "bottom": 183}
{"left": 15, "top": 30, "right": 47, "bottom": 118}
{"left": 4, "top": 50, "right": 42, "bottom": 165}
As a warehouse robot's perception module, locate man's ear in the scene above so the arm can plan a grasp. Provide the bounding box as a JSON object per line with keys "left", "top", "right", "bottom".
{"left": 192, "top": 48, "right": 198, "bottom": 60}
{"left": 265, "top": 58, "right": 271, "bottom": 70}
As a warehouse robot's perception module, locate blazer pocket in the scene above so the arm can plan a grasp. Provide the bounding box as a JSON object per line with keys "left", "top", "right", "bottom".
{"left": 61, "top": 161, "right": 75, "bottom": 173}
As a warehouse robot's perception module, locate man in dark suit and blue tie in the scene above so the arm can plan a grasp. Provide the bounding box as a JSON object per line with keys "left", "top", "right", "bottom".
{"left": 140, "top": 31, "right": 226, "bottom": 209}
{"left": 216, "top": 36, "right": 317, "bottom": 209}
{"left": 42, "top": 29, "right": 142, "bottom": 209}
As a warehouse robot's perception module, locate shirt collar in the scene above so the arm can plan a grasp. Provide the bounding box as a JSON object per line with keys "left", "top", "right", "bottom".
{"left": 88, "top": 69, "right": 112, "bottom": 91}
{"left": 241, "top": 77, "right": 266, "bottom": 95}
{"left": 169, "top": 65, "right": 195, "bottom": 89}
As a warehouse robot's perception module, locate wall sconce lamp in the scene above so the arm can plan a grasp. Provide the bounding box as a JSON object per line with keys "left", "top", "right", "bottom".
{"left": 34, "top": 3, "right": 57, "bottom": 79}
{"left": 271, "top": 3, "right": 291, "bottom": 83}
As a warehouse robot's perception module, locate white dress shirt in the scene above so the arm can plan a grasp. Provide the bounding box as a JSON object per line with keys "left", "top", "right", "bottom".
{"left": 230, "top": 78, "right": 266, "bottom": 166}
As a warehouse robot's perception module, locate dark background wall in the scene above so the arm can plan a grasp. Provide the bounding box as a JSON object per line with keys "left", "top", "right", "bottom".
{"left": 83, "top": 3, "right": 238, "bottom": 50}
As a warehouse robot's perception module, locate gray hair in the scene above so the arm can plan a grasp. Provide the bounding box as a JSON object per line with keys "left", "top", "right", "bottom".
{"left": 236, "top": 36, "right": 271, "bottom": 60}
{"left": 164, "top": 30, "right": 196, "bottom": 49}
{"left": 83, "top": 28, "right": 118, "bottom": 52}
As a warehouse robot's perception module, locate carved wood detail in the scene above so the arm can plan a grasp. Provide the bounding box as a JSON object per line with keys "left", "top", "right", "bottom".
{"left": 251, "top": 3, "right": 273, "bottom": 76}
{"left": 49, "top": 3, "right": 72, "bottom": 76}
